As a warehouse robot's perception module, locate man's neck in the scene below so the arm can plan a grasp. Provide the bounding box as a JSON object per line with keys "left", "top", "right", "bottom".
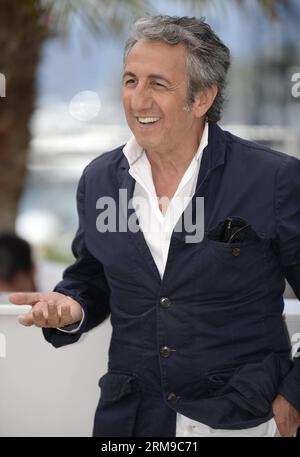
{"left": 144, "top": 121, "right": 205, "bottom": 179}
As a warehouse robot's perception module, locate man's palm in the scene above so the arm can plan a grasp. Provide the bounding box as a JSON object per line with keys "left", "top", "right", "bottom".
{"left": 9, "top": 292, "right": 83, "bottom": 328}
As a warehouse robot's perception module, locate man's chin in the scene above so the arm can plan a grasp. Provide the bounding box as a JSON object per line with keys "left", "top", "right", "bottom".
{"left": 134, "top": 136, "right": 159, "bottom": 152}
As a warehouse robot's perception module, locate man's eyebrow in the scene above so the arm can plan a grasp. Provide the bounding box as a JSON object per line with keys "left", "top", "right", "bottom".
{"left": 122, "top": 71, "right": 172, "bottom": 85}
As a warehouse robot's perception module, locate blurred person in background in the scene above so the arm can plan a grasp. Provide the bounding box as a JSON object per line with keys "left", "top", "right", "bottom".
{"left": 0, "top": 233, "right": 37, "bottom": 294}
{"left": 9, "top": 15, "right": 300, "bottom": 437}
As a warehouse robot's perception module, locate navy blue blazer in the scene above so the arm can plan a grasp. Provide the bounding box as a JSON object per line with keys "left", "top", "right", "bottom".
{"left": 43, "top": 122, "right": 300, "bottom": 437}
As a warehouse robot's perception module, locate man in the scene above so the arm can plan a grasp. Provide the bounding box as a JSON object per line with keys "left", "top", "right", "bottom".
{"left": 9, "top": 15, "right": 300, "bottom": 437}
{"left": 0, "top": 233, "right": 36, "bottom": 294}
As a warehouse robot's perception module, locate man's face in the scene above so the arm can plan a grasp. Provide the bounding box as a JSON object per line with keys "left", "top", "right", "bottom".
{"left": 122, "top": 40, "right": 205, "bottom": 154}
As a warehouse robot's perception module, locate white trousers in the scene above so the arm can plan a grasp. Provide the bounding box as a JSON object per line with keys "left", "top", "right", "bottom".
{"left": 176, "top": 414, "right": 280, "bottom": 437}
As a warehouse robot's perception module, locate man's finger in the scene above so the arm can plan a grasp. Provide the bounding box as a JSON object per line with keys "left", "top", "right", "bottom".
{"left": 59, "top": 304, "right": 72, "bottom": 327}
{"left": 32, "top": 302, "right": 48, "bottom": 327}
{"left": 9, "top": 292, "right": 41, "bottom": 306}
{"left": 47, "top": 302, "right": 60, "bottom": 327}
{"left": 18, "top": 311, "right": 34, "bottom": 327}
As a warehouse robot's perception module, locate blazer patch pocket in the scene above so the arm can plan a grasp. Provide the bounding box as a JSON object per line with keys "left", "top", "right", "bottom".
{"left": 93, "top": 371, "right": 141, "bottom": 437}
{"left": 206, "top": 365, "right": 239, "bottom": 395}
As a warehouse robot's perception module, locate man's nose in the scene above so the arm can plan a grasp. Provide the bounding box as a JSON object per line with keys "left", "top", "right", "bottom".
{"left": 131, "top": 86, "right": 153, "bottom": 112}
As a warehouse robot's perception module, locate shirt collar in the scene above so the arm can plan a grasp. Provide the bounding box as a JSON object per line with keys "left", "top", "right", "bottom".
{"left": 122, "top": 121, "right": 209, "bottom": 167}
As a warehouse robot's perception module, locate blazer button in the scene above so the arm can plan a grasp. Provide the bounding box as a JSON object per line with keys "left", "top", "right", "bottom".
{"left": 160, "top": 346, "right": 173, "bottom": 357}
{"left": 232, "top": 247, "right": 241, "bottom": 256}
{"left": 160, "top": 297, "right": 171, "bottom": 308}
{"left": 167, "top": 393, "right": 178, "bottom": 404}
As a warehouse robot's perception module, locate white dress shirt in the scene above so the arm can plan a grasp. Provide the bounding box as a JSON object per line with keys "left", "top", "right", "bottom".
{"left": 123, "top": 122, "right": 209, "bottom": 277}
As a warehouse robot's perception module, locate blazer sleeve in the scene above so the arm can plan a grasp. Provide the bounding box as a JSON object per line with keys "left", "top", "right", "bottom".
{"left": 42, "top": 168, "right": 111, "bottom": 348}
{"left": 274, "top": 154, "right": 300, "bottom": 411}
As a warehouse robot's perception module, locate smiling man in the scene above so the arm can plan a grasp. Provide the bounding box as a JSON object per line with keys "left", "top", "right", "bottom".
{"left": 9, "top": 15, "right": 300, "bottom": 437}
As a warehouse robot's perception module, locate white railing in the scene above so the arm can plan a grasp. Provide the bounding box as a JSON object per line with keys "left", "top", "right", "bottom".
{"left": 28, "top": 124, "right": 300, "bottom": 174}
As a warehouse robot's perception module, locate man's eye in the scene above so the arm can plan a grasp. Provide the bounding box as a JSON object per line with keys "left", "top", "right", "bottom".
{"left": 153, "top": 82, "right": 165, "bottom": 88}
{"left": 124, "top": 79, "right": 135, "bottom": 85}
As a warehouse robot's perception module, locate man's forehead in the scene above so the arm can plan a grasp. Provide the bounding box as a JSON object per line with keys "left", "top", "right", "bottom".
{"left": 124, "top": 39, "right": 187, "bottom": 73}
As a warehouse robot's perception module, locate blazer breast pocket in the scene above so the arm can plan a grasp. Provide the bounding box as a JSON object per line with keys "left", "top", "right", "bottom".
{"left": 190, "top": 220, "right": 269, "bottom": 335}
{"left": 202, "top": 221, "right": 268, "bottom": 298}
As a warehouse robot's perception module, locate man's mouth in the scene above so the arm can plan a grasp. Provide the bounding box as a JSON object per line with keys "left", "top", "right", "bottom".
{"left": 136, "top": 116, "right": 161, "bottom": 125}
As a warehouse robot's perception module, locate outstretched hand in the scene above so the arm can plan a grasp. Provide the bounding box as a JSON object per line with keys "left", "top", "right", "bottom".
{"left": 8, "top": 292, "right": 83, "bottom": 328}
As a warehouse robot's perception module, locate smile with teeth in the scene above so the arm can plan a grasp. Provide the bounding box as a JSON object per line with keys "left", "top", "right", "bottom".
{"left": 137, "top": 116, "right": 161, "bottom": 124}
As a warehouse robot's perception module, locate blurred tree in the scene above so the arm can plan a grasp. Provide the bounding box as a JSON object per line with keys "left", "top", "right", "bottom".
{"left": 237, "top": 0, "right": 290, "bottom": 19}
{"left": 0, "top": 0, "right": 150, "bottom": 233}
{"left": 0, "top": 0, "right": 294, "bottom": 232}
{"left": 183, "top": 0, "right": 291, "bottom": 19}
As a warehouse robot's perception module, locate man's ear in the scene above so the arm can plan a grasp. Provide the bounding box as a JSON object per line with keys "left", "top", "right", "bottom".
{"left": 194, "top": 84, "right": 218, "bottom": 118}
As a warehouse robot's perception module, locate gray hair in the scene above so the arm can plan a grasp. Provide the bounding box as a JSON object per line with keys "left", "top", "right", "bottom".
{"left": 123, "top": 15, "right": 231, "bottom": 123}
